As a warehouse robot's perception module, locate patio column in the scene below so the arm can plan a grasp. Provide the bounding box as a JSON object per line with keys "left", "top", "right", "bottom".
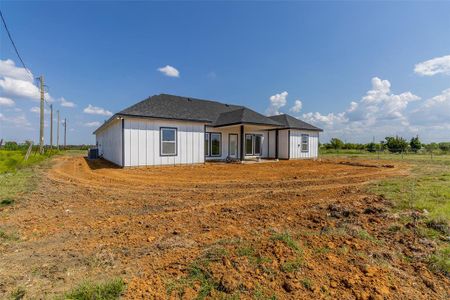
{"left": 240, "top": 125, "right": 244, "bottom": 161}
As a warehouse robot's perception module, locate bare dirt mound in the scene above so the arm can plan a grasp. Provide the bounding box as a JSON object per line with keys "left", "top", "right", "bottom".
{"left": 0, "top": 156, "right": 447, "bottom": 299}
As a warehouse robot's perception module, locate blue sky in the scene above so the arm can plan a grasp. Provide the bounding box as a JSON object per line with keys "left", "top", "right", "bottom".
{"left": 1, "top": 1, "right": 449, "bottom": 144}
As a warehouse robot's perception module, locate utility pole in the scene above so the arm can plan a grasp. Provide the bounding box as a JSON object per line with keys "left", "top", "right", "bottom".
{"left": 50, "top": 104, "right": 53, "bottom": 149}
{"left": 64, "top": 118, "right": 67, "bottom": 149}
{"left": 57, "top": 110, "right": 60, "bottom": 150}
{"left": 39, "top": 75, "right": 44, "bottom": 154}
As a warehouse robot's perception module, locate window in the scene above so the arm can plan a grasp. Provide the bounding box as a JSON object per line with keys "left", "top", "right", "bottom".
{"left": 301, "top": 134, "right": 309, "bottom": 152}
{"left": 205, "top": 133, "right": 209, "bottom": 156}
{"left": 160, "top": 127, "right": 177, "bottom": 156}
{"left": 205, "top": 132, "right": 221, "bottom": 157}
{"left": 210, "top": 133, "right": 221, "bottom": 156}
{"left": 245, "top": 134, "right": 263, "bottom": 156}
{"left": 245, "top": 134, "right": 253, "bottom": 155}
{"left": 254, "top": 135, "right": 262, "bottom": 155}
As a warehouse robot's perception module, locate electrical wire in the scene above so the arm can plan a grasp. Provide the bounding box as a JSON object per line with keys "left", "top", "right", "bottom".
{"left": 0, "top": 8, "right": 32, "bottom": 75}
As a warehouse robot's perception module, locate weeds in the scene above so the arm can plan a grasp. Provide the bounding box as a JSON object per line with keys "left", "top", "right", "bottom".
{"left": 9, "top": 286, "right": 26, "bottom": 300}
{"left": 0, "top": 229, "right": 19, "bottom": 241}
{"left": 301, "top": 278, "right": 312, "bottom": 290}
{"left": 270, "top": 232, "right": 301, "bottom": 253}
{"left": 1, "top": 198, "right": 14, "bottom": 206}
{"left": 357, "top": 229, "right": 378, "bottom": 243}
{"left": 428, "top": 247, "right": 450, "bottom": 276}
{"left": 281, "top": 257, "right": 303, "bottom": 273}
{"left": 60, "top": 278, "right": 125, "bottom": 300}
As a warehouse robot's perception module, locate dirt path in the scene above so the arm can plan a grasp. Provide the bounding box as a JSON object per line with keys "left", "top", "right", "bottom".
{"left": 0, "top": 155, "right": 448, "bottom": 299}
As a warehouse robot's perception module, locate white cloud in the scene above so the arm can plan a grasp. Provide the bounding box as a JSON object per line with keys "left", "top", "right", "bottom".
{"left": 410, "top": 88, "right": 450, "bottom": 126}
{"left": 0, "top": 59, "right": 33, "bottom": 81}
{"left": 414, "top": 54, "right": 450, "bottom": 76}
{"left": 0, "top": 112, "right": 31, "bottom": 128}
{"left": 59, "top": 97, "right": 76, "bottom": 108}
{"left": 302, "top": 77, "right": 421, "bottom": 142}
{"left": 266, "top": 91, "right": 288, "bottom": 115}
{"left": 0, "top": 96, "right": 15, "bottom": 107}
{"left": 289, "top": 99, "right": 303, "bottom": 113}
{"left": 30, "top": 106, "right": 50, "bottom": 114}
{"left": 84, "top": 121, "right": 101, "bottom": 127}
{"left": 0, "top": 59, "right": 51, "bottom": 101}
{"left": 157, "top": 65, "right": 180, "bottom": 78}
{"left": 83, "top": 104, "right": 112, "bottom": 116}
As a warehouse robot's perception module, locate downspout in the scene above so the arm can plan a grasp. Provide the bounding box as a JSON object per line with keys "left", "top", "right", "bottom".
{"left": 121, "top": 118, "right": 125, "bottom": 167}
{"left": 240, "top": 125, "right": 244, "bottom": 161}
{"left": 275, "top": 129, "right": 279, "bottom": 159}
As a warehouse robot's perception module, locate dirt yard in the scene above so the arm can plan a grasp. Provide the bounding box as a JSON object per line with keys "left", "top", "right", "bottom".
{"left": 1, "top": 155, "right": 448, "bottom": 299}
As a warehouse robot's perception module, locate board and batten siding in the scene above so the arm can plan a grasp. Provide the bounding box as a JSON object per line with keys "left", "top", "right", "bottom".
{"left": 278, "top": 129, "right": 289, "bottom": 159}
{"left": 96, "top": 118, "right": 123, "bottom": 166}
{"left": 289, "top": 130, "right": 319, "bottom": 159}
{"left": 123, "top": 118, "right": 205, "bottom": 167}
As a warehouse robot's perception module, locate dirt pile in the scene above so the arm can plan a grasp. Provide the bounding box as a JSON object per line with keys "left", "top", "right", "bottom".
{"left": 0, "top": 156, "right": 448, "bottom": 299}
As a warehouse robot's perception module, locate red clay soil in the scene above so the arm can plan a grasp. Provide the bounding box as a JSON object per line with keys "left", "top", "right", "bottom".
{"left": 0, "top": 155, "right": 448, "bottom": 299}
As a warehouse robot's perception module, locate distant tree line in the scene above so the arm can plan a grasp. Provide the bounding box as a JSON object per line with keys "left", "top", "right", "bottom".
{"left": 1, "top": 141, "right": 93, "bottom": 151}
{"left": 321, "top": 136, "right": 450, "bottom": 153}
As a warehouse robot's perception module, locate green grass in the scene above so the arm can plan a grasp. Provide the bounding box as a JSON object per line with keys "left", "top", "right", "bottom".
{"left": 9, "top": 286, "right": 26, "bottom": 300}
{"left": 0, "top": 149, "right": 60, "bottom": 174}
{"left": 428, "top": 247, "right": 450, "bottom": 276}
{"left": 59, "top": 278, "right": 125, "bottom": 300}
{"left": 323, "top": 152, "right": 450, "bottom": 275}
{"left": 280, "top": 257, "right": 303, "bottom": 273}
{"left": 270, "top": 232, "right": 301, "bottom": 253}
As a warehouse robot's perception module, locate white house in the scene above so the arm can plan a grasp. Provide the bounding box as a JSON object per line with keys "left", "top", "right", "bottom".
{"left": 94, "top": 94, "right": 322, "bottom": 167}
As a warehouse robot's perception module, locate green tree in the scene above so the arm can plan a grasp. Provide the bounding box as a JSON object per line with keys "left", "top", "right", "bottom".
{"left": 385, "top": 136, "right": 408, "bottom": 153}
{"left": 330, "top": 138, "right": 344, "bottom": 150}
{"left": 366, "top": 142, "right": 377, "bottom": 153}
{"left": 410, "top": 136, "right": 422, "bottom": 153}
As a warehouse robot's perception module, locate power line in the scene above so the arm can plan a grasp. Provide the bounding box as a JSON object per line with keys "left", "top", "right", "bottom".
{"left": 0, "top": 9, "right": 31, "bottom": 75}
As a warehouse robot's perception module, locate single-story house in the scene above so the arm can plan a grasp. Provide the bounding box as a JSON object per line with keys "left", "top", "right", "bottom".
{"left": 93, "top": 94, "right": 323, "bottom": 167}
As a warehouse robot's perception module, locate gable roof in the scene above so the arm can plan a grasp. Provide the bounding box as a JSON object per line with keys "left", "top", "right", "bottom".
{"left": 213, "top": 107, "right": 282, "bottom": 127}
{"left": 94, "top": 94, "right": 321, "bottom": 133}
{"left": 119, "top": 94, "right": 243, "bottom": 123}
{"left": 269, "top": 114, "right": 323, "bottom": 132}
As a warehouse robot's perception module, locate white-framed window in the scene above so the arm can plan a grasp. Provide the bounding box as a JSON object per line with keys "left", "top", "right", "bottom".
{"left": 245, "top": 134, "right": 262, "bottom": 155}
{"left": 204, "top": 133, "right": 210, "bottom": 156}
{"left": 210, "top": 133, "right": 221, "bottom": 156}
{"left": 205, "top": 132, "right": 222, "bottom": 157}
{"left": 301, "top": 134, "right": 309, "bottom": 152}
{"left": 160, "top": 127, "right": 177, "bottom": 156}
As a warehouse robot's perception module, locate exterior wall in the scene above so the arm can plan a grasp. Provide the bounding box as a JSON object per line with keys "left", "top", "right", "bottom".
{"left": 289, "top": 130, "right": 319, "bottom": 159}
{"left": 245, "top": 130, "right": 269, "bottom": 159}
{"left": 124, "top": 118, "right": 205, "bottom": 166}
{"left": 278, "top": 129, "right": 289, "bottom": 159}
{"left": 96, "top": 119, "right": 123, "bottom": 166}
{"left": 205, "top": 126, "right": 270, "bottom": 160}
{"left": 205, "top": 126, "right": 241, "bottom": 160}
{"left": 268, "top": 130, "right": 276, "bottom": 158}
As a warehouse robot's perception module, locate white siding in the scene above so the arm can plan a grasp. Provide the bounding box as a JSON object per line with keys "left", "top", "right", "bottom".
{"left": 289, "top": 130, "right": 319, "bottom": 159}
{"left": 96, "top": 119, "right": 122, "bottom": 166}
{"left": 205, "top": 127, "right": 241, "bottom": 160}
{"left": 123, "top": 118, "right": 205, "bottom": 166}
{"left": 268, "top": 130, "right": 276, "bottom": 158}
{"left": 278, "top": 129, "right": 289, "bottom": 159}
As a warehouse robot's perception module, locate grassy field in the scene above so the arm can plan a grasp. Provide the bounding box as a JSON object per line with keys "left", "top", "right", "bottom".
{"left": 322, "top": 151, "right": 450, "bottom": 275}
{"left": 0, "top": 149, "right": 83, "bottom": 200}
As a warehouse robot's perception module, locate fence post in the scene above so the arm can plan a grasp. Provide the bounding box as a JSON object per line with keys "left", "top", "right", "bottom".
{"left": 24, "top": 142, "right": 33, "bottom": 161}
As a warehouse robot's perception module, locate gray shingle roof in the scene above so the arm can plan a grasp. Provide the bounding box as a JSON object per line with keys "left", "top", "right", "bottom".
{"left": 213, "top": 108, "right": 282, "bottom": 127}
{"left": 268, "top": 114, "right": 323, "bottom": 132}
{"left": 118, "top": 94, "right": 243, "bottom": 123}
{"left": 94, "top": 94, "right": 322, "bottom": 133}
